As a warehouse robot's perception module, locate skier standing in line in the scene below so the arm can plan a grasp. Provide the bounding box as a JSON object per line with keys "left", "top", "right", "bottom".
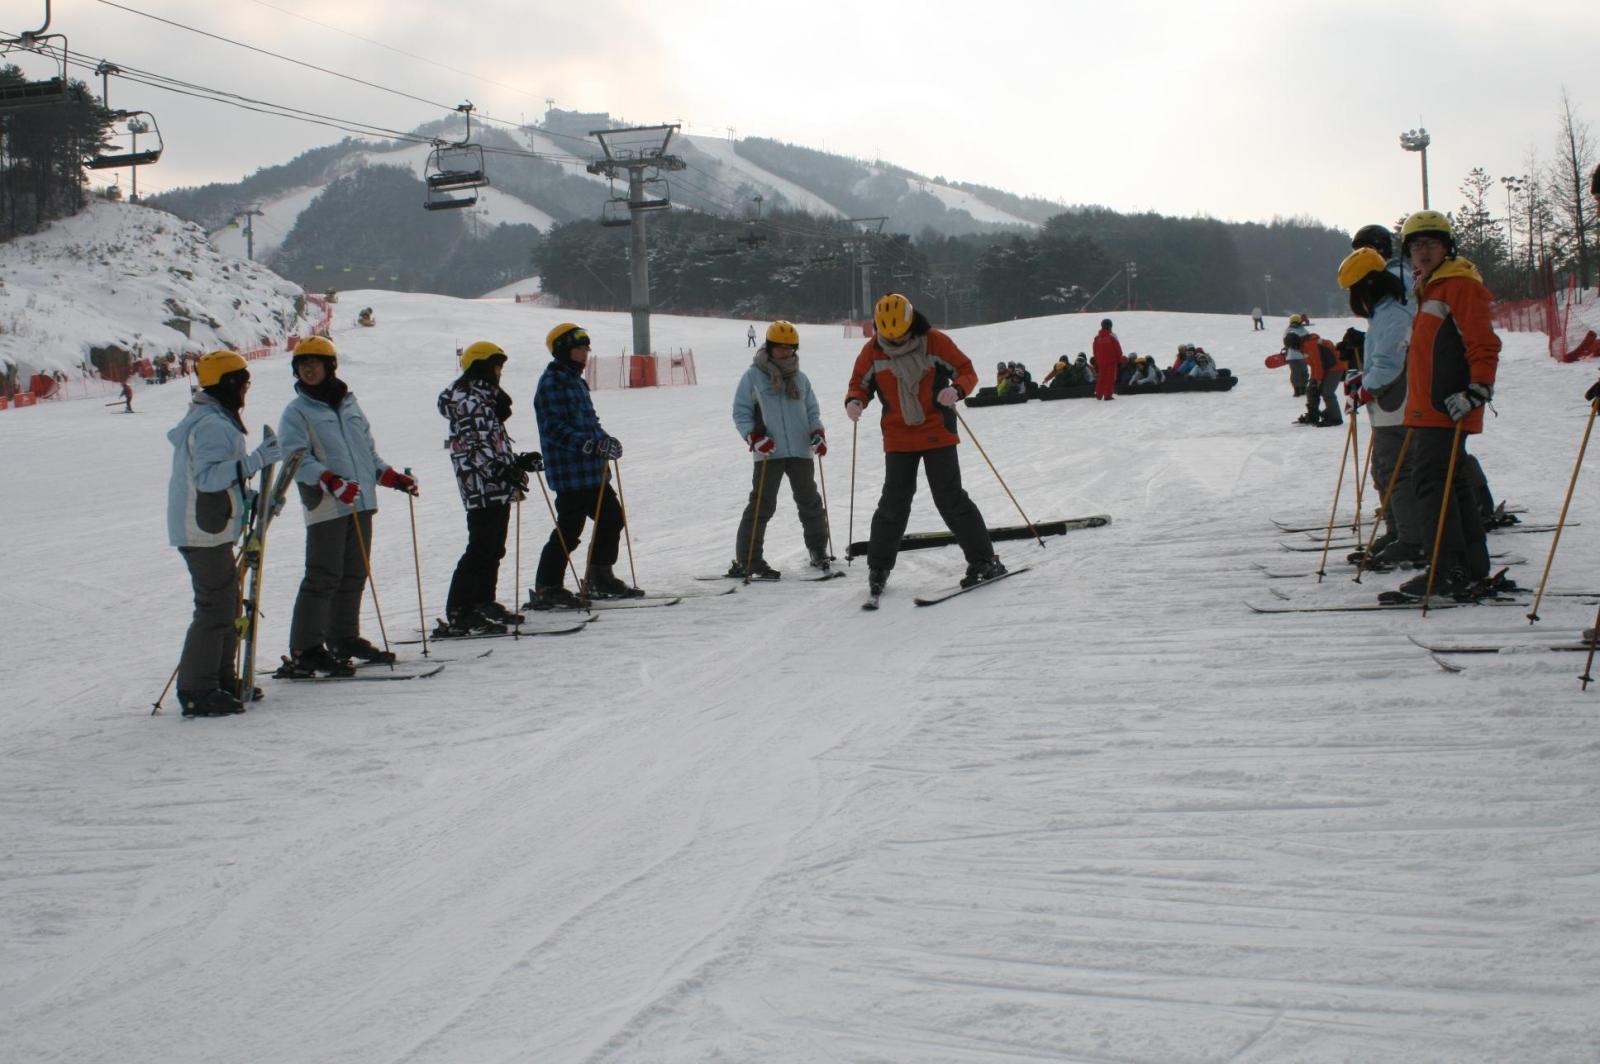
{"left": 275, "top": 336, "right": 417, "bottom": 676}
{"left": 727, "top": 320, "right": 831, "bottom": 578}
{"left": 530, "top": 323, "right": 644, "bottom": 605}
{"left": 165, "top": 351, "right": 280, "bottom": 717}
{"left": 437, "top": 340, "right": 542, "bottom": 634}
{"left": 1091, "top": 318, "right": 1122, "bottom": 401}
{"left": 1389, "top": 209, "right": 1502, "bottom": 601}
{"left": 846, "top": 293, "right": 1004, "bottom": 598}
{"left": 1338, "top": 247, "right": 1421, "bottom": 568}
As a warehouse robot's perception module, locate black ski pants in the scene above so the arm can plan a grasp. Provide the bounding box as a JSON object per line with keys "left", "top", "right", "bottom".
{"left": 178, "top": 543, "right": 239, "bottom": 693}
{"left": 1409, "top": 427, "right": 1489, "bottom": 578}
{"left": 867, "top": 445, "right": 992, "bottom": 571}
{"left": 735, "top": 457, "right": 829, "bottom": 565}
{"left": 289, "top": 510, "right": 373, "bottom": 653}
{"left": 535, "top": 483, "right": 623, "bottom": 591}
{"left": 447, "top": 502, "right": 511, "bottom": 615}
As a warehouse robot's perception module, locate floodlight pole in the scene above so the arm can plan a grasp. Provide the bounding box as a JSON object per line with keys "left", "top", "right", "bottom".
{"left": 1399, "top": 128, "right": 1431, "bottom": 209}
{"left": 587, "top": 124, "right": 686, "bottom": 357}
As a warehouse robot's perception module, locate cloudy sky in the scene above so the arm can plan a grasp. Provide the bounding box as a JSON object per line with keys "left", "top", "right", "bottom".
{"left": 11, "top": 0, "right": 1600, "bottom": 235}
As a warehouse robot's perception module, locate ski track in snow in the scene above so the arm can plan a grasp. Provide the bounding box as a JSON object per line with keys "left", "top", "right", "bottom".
{"left": 2, "top": 278, "right": 1599, "bottom": 1062}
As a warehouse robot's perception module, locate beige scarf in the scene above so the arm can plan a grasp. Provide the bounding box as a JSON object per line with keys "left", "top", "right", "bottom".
{"left": 754, "top": 347, "right": 801, "bottom": 400}
{"left": 878, "top": 333, "right": 933, "bottom": 425}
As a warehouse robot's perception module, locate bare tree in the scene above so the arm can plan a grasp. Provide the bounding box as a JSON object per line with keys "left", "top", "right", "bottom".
{"left": 1546, "top": 88, "right": 1594, "bottom": 288}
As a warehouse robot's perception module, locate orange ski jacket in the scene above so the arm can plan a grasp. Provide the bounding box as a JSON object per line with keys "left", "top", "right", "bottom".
{"left": 846, "top": 329, "right": 978, "bottom": 453}
{"left": 1405, "top": 259, "right": 1500, "bottom": 434}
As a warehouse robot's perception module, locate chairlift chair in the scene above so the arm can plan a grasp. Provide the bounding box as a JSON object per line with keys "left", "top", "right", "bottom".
{"left": 0, "top": 27, "right": 71, "bottom": 111}
{"left": 599, "top": 197, "right": 631, "bottom": 228}
{"left": 84, "top": 109, "right": 163, "bottom": 169}
{"left": 630, "top": 175, "right": 672, "bottom": 212}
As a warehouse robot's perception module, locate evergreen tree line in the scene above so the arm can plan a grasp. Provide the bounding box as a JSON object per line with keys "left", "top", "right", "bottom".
{"left": 0, "top": 66, "right": 110, "bottom": 239}
{"left": 533, "top": 205, "right": 1351, "bottom": 326}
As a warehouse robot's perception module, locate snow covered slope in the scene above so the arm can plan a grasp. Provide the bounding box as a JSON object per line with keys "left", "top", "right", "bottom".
{"left": 0, "top": 201, "right": 303, "bottom": 381}
{"left": 2, "top": 290, "right": 1598, "bottom": 1062}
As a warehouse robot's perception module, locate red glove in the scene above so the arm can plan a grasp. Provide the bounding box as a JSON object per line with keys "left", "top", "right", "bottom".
{"left": 747, "top": 432, "right": 776, "bottom": 455}
{"left": 378, "top": 467, "right": 418, "bottom": 496}
{"left": 810, "top": 429, "right": 827, "bottom": 457}
{"left": 319, "top": 471, "right": 360, "bottom": 504}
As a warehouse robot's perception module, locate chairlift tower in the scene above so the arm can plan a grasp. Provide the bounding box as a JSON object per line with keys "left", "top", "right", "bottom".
{"left": 586, "top": 124, "right": 686, "bottom": 356}
{"left": 844, "top": 217, "right": 887, "bottom": 322}
{"left": 233, "top": 206, "right": 264, "bottom": 260}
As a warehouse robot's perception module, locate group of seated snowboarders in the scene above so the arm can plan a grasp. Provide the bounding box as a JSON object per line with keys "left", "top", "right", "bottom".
{"left": 994, "top": 360, "right": 1035, "bottom": 396}
{"left": 1033, "top": 346, "right": 1219, "bottom": 391}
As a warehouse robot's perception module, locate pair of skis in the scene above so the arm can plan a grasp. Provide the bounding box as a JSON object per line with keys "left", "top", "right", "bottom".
{"left": 235, "top": 428, "right": 305, "bottom": 703}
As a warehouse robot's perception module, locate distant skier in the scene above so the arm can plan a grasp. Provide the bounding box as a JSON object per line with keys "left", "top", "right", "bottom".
{"left": 165, "top": 351, "right": 280, "bottom": 717}
{"left": 1251, "top": 306, "right": 1264, "bottom": 331}
{"left": 438, "top": 340, "right": 541, "bottom": 634}
{"left": 746, "top": 324, "right": 757, "bottom": 348}
{"left": 728, "top": 320, "right": 831, "bottom": 579}
{"left": 120, "top": 378, "right": 134, "bottom": 413}
{"left": 531, "top": 323, "right": 643, "bottom": 605}
{"left": 1092, "top": 319, "right": 1122, "bottom": 400}
{"left": 846, "top": 293, "right": 1003, "bottom": 598}
{"left": 275, "top": 336, "right": 416, "bottom": 676}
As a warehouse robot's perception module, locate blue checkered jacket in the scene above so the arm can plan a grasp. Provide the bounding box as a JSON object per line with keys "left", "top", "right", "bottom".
{"left": 534, "top": 359, "right": 610, "bottom": 492}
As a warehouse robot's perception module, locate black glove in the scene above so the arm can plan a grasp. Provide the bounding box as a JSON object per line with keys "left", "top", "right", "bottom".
{"left": 1586, "top": 378, "right": 1600, "bottom": 403}
{"left": 515, "top": 451, "right": 544, "bottom": 473}
{"left": 507, "top": 467, "right": 530, "bottom": 494}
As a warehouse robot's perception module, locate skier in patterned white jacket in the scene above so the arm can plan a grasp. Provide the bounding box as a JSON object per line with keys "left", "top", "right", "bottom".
{"left": 438, "top": 340, "right": 542, "bottom": 635}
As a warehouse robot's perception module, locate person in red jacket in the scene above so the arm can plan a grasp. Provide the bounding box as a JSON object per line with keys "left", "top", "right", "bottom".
{"left": 1390, "top": 209, "right": 1502, "bottom": 601}
{"left": 1092, "top": 319, "right": 1123, "bottom": 400}
{"left": 846, "top": 293, "right": 1004, "bottom": 598}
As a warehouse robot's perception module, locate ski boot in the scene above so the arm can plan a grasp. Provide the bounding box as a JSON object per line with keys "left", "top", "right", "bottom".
{"left": 960, "top": 555, "right": 1008, "bottom": 588}
{"left": 587, "top": 565, "right": 646, "bottom": 599}
{"left": 1389, "top": 564, "right": 1473, "bottom": 602}
{"left": 432, "top": 607, "right": 507, "bottom": 638}
{"left": 479, "top": 601, "right": 526, "bottom": 626}
{"left": 526, "top": 585, "right": 585, "bottom": 611}
{"left": 807, "top": 550, "right": 833, "bottom": 573}
{"left": 178, "top": 688, "right": 246, "bottom": 718}
{"left": 868, "top": 568, "right": 889, "bottom": 596}
{"left": 727, "top": 559, "right": 781, "bottom": 581}
{"left": 220, "top": 676, "right": 265, "bottom": 703}
{"left": 329, "top": 635, "right": 396, "bottom": 665}
{"left": 274, "top": 645, "right": 357, "bottom": 678}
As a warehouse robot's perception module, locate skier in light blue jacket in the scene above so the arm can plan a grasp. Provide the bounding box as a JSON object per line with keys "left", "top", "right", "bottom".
{"left": 166, "top": 350, "right": 279, "bottom": 717}
{"left": 728, "top": 320, "right": 831, "bottom": 578}
{"left": 275, "top": 336, "right": 416, "bottom": 676}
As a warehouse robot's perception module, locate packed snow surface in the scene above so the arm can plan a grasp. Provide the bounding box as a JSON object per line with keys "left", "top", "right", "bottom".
{"left": 3, "top": 282, "right": 1599, "bottom": 1062}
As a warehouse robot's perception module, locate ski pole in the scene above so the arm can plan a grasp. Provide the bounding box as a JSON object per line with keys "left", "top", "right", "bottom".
{"left": 1528, "top": 398, "right": 1598, "bottom": 623}
{"left": 1581, "top": 603, "right": 1600, "bottom": 691}
{"left": 406, "top": 476, "right": 428, "bottom": 658}
{"left": 536, "top": 472, "right": 582, "bottom": 594}
{"left": 348, "top": 510, "right": 393, "bottom": 668}
{"left": 816, "top": 453, "right": 835, "bottom": 562}
{"left": 954, "top": 408, "right": 1043, "bottom": 548}
{"left": 744, "top": 456, "right": 771, "bottom": 585}
{"left": 151, "top": 663, "right": 179, "bottom": 715}
{"left": 1316, "top": 415, "right": 1358, "bottom": 582}
{"left": 847, "top": 419, "right": 859, "bottom": 566}
{"left": 513, "top": 496, "right": 522, "bottom": 638}
{"left": 1419, "top": 424, "right": 1466, "bottom": 617}
{"left": 611, "top": 458, "right": 639, "bottom": 591}
{"left": 1353, "top": 428, "right": 1412, "bottom": 585}
{"left": 580, "top": 477, "right": 607, "bottom": 600}
{"left": 1351, "top": 416, "right": 1368, "bottom": 542}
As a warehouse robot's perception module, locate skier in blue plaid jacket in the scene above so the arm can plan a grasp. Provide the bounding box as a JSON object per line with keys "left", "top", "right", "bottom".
{"left": 531, "top": 323, "right": 643, "bottom": 604}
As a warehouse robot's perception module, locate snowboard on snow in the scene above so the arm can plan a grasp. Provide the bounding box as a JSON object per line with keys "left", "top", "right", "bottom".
{"left": 845, "top": 515, "right": 1109, "bottom": 559}
{"left": 273, "top": 659, "right": 446, "bottom": 682}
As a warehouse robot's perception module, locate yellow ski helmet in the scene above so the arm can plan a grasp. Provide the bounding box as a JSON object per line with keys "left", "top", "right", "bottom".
{"left": 766, "top": 320, "right": 800, "bottom": 346}
{"left": 874, "top": 293, "right": 914, "bottom": 341}
{"left": 1337, "top": 247, "right": 1388, "bottom": 290}
{"left": 459, "top": 340, "right": 506, "bottom": 371}
{"left": 545, "top": 323, "right": 589, "bottom": 356}
{"left": 197, "top": 350, "right": 248, "bottom": 387}
{"left": 1400, "top": 209, "right": 1455, "bottom": 254}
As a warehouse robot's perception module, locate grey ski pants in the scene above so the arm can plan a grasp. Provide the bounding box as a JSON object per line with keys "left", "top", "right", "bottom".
{"left": 1369, "top": 425, "right": 1423, "bottom": 545}
{"left": 735, "top": 457, "right": 829, "bottom": 564}
{"left": 289, "top": 510, "right": 372, "bottom": 653}
{"left": 178, "top": 543, "right": 239, "bottom": 692}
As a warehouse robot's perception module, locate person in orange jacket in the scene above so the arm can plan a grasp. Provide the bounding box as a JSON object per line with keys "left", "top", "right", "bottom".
{"left": 1299, "top": 332, "right": 1345, "bottom": 426}
{"left": 1389, "top": 209, "right": 1502, "bottom": 601}
{"left": 1091, "top": 319, "right": 1123, "bottom": 400}
{"left": 846, "top": 293, "right": 1004, "bottom": 598}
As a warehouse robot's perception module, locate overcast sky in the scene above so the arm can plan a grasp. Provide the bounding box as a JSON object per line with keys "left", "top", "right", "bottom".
{"left": 11, "top": 0, "right": 1600, "bottom": 235}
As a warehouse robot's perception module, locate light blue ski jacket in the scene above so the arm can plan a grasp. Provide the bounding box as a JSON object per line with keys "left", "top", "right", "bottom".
{"left": 166, "top": 393, "right": 260, "bottom": 548}
{"left": 731, "top": 360, "right": 823, "bottom": 461}
{"left": 278, "top": 387, "right": 389, "bottom": 526}
{"left": 1362, "top": 293, "right": 1415, "bottom": 428}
